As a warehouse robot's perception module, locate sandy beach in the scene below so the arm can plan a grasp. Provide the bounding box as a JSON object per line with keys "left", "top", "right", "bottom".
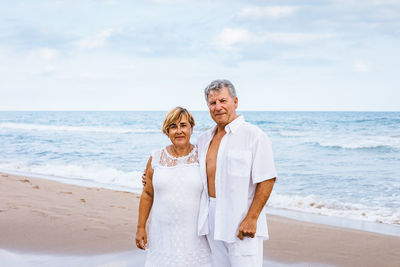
{"left": 1, "top": 172, "right": 400, "bottom": 267}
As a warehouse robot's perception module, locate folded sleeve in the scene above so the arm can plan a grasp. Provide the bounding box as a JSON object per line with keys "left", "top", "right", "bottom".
{"left": 251, "top": 133, "right": 278, "bottom": 184}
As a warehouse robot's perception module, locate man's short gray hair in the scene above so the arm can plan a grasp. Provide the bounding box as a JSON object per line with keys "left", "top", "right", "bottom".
{"left": 204, "top": 79, "right": 237, "bottom": 102}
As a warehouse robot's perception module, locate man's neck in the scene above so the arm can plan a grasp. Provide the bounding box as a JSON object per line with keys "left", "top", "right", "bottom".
{"left": 215, "top": 114, "right": 239, "bottom": 133}
{"left": 215, "top": 126, "right": 226, "bottom": 136}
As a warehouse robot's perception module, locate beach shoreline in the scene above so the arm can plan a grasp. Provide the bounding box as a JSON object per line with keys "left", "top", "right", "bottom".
{"left": 1, "top": 172, "right": 400, "bottom": 266}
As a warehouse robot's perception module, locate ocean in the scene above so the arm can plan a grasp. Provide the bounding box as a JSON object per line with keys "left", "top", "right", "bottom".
{"left": 1, "top": 111, "right": 399, "bottom": 228}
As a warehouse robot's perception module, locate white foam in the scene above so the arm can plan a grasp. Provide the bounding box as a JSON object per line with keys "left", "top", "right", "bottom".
{"left": 0, "top": 122, "right": 158, "bottom": 134}
{"left": 315, "top": 135, "right": 400, "bottom": 149}
{"left": 267, "top": 207, "right": 400, "bottom": 237}
{"left": 278, "top": 130, "right": 310, "bottom": 137}
{"left": 0, "top": 163, "right": 143, "bottom": 193}
{"left": 276, "top": 128, "right": 400, "bottom": 150}
{"left": 287, "top": 133, "right": 400, "bottom": 150}
{"left": 268, "top": 192, "right": 400, "bottom": 225}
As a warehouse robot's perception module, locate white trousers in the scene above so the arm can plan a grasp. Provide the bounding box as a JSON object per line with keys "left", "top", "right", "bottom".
{"left": 207, "top": 197, "right": 263, "bottom": 267}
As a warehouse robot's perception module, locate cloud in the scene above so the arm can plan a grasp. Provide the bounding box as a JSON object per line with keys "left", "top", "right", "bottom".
{"left": 353, "top": 60, "right": 372, "bottom": 73}
{"left": 263, "top": 32, "right": 335, "bottom": 44}
{"left": 74, "top": 29, "right": 116, "bottom": 49}
{"left": 368, "top": 0, "right": 400, "bottom": 6}
{"left": 36, "top": 65, "right": 57, "bottom": 76}
{"left": 101, "top": 0, "right": 120, "bottom": 4}
{"left": 149, "top": 0, "right": 191, "bottom": 3}
{"left": 80, "top": 71, "right": 100, "bottom": 80}
{"left": 215, "top": 28, "right": 254, "bottom": 50}
{"left": 31, "top": 48, "right": 58, "bottom": 60}
{"left": 215, "top": 28, "right": 335, "bottom": 50}
{"left": 374, "top": 8, "right": 400, "bottom": 20}
{"left": 238, "top": 6, "right": 297, "bottom": 19}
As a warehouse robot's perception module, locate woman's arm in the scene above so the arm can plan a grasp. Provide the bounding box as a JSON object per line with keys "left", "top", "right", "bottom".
{"left": 135, "top": 156, "right": 154, "bottom": 250}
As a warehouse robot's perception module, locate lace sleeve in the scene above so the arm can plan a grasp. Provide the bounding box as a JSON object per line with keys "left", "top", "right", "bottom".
{"left": 151, "top": 149, "right": 161, "bottom": 169}
{"left": 185, "top": 145, "right": 199, "bottom": 165}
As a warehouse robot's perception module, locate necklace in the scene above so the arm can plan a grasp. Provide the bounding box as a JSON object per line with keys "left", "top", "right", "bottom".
{"left": 170, "top": 144, "right": 193, "bottom": 158}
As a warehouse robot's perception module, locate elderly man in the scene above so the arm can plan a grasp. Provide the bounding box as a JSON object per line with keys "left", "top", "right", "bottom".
{"left": 197, "top": 79, "right": 277, "bottom": 267}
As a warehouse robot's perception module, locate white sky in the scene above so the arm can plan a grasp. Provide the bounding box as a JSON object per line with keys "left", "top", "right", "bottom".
{"left": 0, "top": 0, "right": 399, "bottom": 111}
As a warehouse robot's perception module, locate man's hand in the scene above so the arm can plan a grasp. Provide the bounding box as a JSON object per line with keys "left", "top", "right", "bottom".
{"left": 237, "top": 216, "right": 257, "bottom": 240}
{"left": 141, "top": 171, "right": 146, "bottom": 187}
{"left": 135, "top": 227, "right": 147, "bottom": 250}
{"left": 237, "top": 178, "right": 275, "bottom": 240}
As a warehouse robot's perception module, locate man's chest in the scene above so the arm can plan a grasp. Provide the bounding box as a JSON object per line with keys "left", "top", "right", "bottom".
{"left": 205, "top": 133, "right": 225, "bottom": 176}
{"left": 206, "top": 133, "right": 223, "bottom": 159}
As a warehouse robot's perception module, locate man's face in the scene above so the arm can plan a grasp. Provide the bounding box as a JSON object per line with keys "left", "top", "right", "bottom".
{"left": 207, "top": 86, "right": 238, "bottom": 127}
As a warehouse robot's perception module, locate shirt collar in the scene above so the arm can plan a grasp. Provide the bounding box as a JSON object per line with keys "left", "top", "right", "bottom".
{"left": 208, "top": 115, "right": 244, "bottom": 138}
{"left": 225, "top": 115, "right": 244, "bottom": 134}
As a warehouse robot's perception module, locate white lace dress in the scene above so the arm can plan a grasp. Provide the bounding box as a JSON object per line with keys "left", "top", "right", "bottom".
{"left": 145, "top": 146, "right": 211, "bottom": 267}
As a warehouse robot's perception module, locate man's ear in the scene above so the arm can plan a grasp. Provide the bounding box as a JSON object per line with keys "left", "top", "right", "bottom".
{"left": 234, "top": 97, "right": 238, "bottom": 109}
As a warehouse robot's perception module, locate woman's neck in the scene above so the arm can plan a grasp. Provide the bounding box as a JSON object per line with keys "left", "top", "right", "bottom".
{"left": 170, "top": 143, "right": 193, "bottom": 157}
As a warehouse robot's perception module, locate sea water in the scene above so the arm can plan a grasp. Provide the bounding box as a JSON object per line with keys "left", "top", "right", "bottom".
{"left": 1, "top": 111, "right": 399, "bottom": 228}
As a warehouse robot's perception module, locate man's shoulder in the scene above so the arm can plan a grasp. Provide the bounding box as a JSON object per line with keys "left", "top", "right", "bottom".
{"left": 240, "top": 121, "right": 266, "bottom": 137}
{"left": 237, "top": 121, "right": 273, "bottom": 146}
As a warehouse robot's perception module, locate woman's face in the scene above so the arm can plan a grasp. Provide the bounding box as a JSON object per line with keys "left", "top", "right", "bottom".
{"left": 168, "top": 114, "right": 193, "bottom": 147}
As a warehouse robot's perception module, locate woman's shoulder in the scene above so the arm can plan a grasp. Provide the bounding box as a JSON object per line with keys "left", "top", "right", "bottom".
{"left": 150, "top": 147, "right": 167, "bottom": 166}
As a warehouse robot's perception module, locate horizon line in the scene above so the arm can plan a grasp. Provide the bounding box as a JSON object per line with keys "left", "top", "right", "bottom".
{"left": 0, "top": 110, "right": 399, "bottom": 112}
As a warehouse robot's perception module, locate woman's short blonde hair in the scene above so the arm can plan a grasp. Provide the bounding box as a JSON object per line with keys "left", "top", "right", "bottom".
{"left": 162, "top": 107, "right": 195, "bottom": 136}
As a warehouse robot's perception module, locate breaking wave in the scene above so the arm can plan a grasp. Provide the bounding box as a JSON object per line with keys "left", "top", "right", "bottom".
{"left": 0, "top": 123, "right": 159, "bottom": 134}
{"left": 268, "top": 192, "right": 400, "bottom": 225}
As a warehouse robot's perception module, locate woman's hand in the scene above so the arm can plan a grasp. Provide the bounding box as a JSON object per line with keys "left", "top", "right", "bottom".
{"left": 135, "top": 227, "right": 147, "bottom": 250}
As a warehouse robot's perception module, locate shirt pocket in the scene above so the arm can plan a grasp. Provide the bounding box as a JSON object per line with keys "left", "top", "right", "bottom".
{"left": 228, "top": 149, "right": 252, "bottom": 178}
{"left": 228, "top": 237, "right": 259, "bottom": 256}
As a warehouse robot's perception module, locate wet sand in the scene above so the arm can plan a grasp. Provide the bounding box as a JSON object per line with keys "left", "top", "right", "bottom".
{"left": 1, "top": 172, "right": 400, "bottom": 266}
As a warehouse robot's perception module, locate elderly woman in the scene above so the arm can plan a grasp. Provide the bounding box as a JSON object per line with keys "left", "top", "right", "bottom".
{"left": 135, "top": 107, "right": 211, "bottom": 267}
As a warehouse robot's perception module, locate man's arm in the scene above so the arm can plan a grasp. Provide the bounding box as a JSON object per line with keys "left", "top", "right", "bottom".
{"left": 237, "top": 177, "right": 275, "bottom": 240}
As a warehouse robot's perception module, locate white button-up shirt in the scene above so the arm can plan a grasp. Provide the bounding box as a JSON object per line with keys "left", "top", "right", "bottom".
{"left": 197, "top": 115, "right": 277, "bottom": 243}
